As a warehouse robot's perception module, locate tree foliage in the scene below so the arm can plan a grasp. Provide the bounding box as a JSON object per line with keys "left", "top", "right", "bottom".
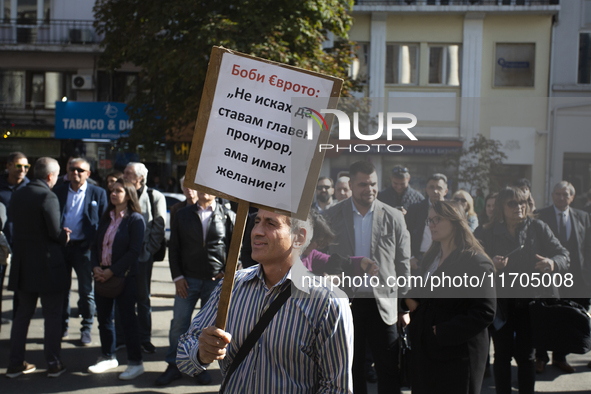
{"left": 443, "top": 134, "right": 508, "bottom": 194}
{"left": 93, "top": 0, "right": 357, "bottom": 149}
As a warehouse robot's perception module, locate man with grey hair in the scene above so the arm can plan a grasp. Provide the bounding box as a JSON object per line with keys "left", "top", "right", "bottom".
{"left": 7, "top": 157, "right": 71, "bottom": 378}
{"left": 54, "top": 158, "right": 108, "bottom": 344}
{"left": 123, "top": 162, "right": 166, "bottom": 353}
{"left": 535, "top": 181, "right": 591, "bottom": 373}
{"left": 177, "top": 209, "right": 354, "bottom": 392}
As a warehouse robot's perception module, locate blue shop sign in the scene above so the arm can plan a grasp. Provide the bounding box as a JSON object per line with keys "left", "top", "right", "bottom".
{"left": 55, "top": 101, "right": 133, "bottom": 140}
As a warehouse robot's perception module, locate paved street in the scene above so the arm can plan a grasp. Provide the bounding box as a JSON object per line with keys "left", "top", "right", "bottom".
{"left": 1, "top": 257, "right": 591, "bottom": 393}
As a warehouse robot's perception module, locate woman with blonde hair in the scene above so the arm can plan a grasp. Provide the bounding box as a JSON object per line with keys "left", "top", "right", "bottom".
{"left": 453, "top": 190, "right": 479, "bottom": 232}
{"left": 404, "top": 201, "right": 496, "bottom": 394}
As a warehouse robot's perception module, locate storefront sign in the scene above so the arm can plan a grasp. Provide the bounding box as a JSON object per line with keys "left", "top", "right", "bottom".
{"left": 55, "top": 101, "right": 133, "bottom": 140}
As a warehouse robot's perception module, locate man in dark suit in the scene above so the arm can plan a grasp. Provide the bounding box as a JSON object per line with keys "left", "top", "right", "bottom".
{"left": 155, "top": 191, "right": 235, "bottom": 386}
{"left": 7, "top": 157, "right": 71, "bottom": 378}
{"left": 54, "top": 158, "right": 107, "bottom": 344}
{"left": 535, "top": 181, "right": 591, "bottom": 374}
{"left": 405, "top": 173, "right": 448, "bottom": 272}
{"left": 377, "top": 165, "right": 424, "bottom": 214}
{"left": 325, "top": 161, "right": 411, "bottom": 394}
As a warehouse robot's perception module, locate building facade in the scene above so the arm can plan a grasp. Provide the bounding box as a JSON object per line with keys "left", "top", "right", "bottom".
{"left": 322, "top": 0, "right": 561, "bottom": 204}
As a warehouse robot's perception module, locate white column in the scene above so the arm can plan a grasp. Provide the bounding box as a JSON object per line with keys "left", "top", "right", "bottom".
{"left": 460, "top": 12, "right": 485, "bottom": 142}
{"left": 369, "top": 12, "right": 387, "bottom": 101}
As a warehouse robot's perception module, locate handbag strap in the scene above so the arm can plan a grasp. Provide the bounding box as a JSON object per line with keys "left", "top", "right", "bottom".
{"left": 219, "top": 284, "right": 291, "bottom": 393}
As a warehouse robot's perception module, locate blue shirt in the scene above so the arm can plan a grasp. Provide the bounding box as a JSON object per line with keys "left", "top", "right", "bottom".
{"left": 63, "top": 181, "right": 87, "bottom": 241}
{"left": 352, "top": 200, "right": 374, "bottom": 259}
{"left": 177, "top": 263, "right": 354, "bottom": 393}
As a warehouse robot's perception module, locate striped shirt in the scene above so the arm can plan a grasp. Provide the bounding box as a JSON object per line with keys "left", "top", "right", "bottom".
{"left": 177, "top": 262, "right": 354, "bottom": 393}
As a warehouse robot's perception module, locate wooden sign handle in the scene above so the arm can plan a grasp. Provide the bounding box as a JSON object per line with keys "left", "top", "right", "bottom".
{"left": 215, "top": 200, "right": 250, "bottom": 330}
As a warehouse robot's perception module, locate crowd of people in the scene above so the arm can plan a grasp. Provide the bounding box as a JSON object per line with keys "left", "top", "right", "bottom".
{"left": 1, "top": 151, "right": 591, "bottom": 394}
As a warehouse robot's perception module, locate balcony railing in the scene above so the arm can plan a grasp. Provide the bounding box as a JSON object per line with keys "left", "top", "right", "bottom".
{"left": 0, "top": 19, "right": 102, "bottom": 45}
{"left": 355, "top": 0, "right": 559, "bottom": 5}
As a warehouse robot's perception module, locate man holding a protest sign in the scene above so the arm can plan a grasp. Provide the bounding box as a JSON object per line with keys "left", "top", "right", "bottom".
{"left": 324, "top": 160, "right": 412, "bottom": 394}
{"left": 176, "top": 209, "right": 353, "bottom": 392}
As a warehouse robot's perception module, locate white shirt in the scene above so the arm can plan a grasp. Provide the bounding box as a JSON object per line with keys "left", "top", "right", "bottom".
{"left": 553, "top": 205, "right": 571, "bottom": 241}
{"left": 174, "top": 200, "right": 217, "bottom": 283}
{"left": 63, "top": 181, "right": 88, "bottom": 241}
{"left": 352, "top": 200, "right": 375, "bottom": 292}
{"left": 198, "top": 200, "right": 217, "bottom": 243}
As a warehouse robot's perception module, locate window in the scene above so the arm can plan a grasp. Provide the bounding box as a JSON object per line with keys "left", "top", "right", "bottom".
{"left": 23, "top": 71, "right": 74, "bottom": 109}
{"left": 579, "top": 33, "right": 591, "bottom": 84}
{"left": 494, "top": 43, "right": 535, "bottom": 87}
{"left": 351, "top": 43, "right": 369, "bottom": 84}
{"left": 386, "top": 44, "right": 418, "bottom": 85}
{"left": 1, "top": 0, "right": 11, "bottom": 23}
{"left": 428, "top": 45, "right": 462, "bottom": 86}
{"left": 98, "top": 71, "right": 139, "bottom": 103}
{"left": 0, "top": 71, "right": 25, "bottom": 108}
{"left": 17, "top": 0, "right": 36, "bottom": 24}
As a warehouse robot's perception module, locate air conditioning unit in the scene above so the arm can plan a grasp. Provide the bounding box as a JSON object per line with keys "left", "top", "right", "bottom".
{"left": 72, "top": 74, "right": 93, "bottom": 90}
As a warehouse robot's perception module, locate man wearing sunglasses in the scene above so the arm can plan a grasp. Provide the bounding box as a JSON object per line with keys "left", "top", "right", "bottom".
{"left": 54, "top": 158, "right": 108, "bottom": 345}
{"left": 312, "top": 177, "right": 336, "bottom": 213}
{"left": 0, "top": 152, "right": 30, "bottom": 326}
{"left": 0, "top": 152, "right": 31, "bottom": 246}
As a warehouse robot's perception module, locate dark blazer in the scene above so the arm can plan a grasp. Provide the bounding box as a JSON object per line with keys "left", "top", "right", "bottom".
{"left": 405, "top": 198, "right": 430, "bottom": 258}
{"left": 405, "top": 249, "right": 496, "bottom": 394}
{"left": 168, "top": 203, "right": 235, "bottom": 280}
{"left": 54, "top": 182, "right": 108, "bottom": 248}
{"left": 480, "top": 217, "right": 569, "bottom": 300}
{"left": 8, "top": 179, "right": 69, "bottom": 293}
{"left": 91, "top": 211, "right": 145, "bottom": 278}
{"left": 325, "top": 198, "right": 411, "bottom": 325}
{"left": 537, "top": 205, "right": 591, "bottom": 297}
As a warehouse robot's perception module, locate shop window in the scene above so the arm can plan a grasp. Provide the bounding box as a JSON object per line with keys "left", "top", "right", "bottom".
{"left": 578, "top": 33, "right": 591, "bottom": 84}
{"left": 386, "top": 44, "right": 418, "bottom": 85}
{"left": 494, "top": 43, "right": 535, "bottom": 87}
{"left": 428, "top": 45, "right": 462, "bottom": 86}
{"left": 0, "top": 71, "right": 25, "bottom": 108}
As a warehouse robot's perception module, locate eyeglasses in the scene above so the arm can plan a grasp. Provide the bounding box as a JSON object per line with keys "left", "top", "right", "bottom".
{"left": 506, "top": 200, "right": 528, "bottom": 208}
{"left": 316, "top": 185, "right": 332, "bottom": 191}
{"left": 69, "top": 167, "right": 88, "bottom": 173}
{"left": 392, "top": 167, "right": 409, "bottom": 174}
{"left": 454, "top": 197, "right": 467, "bottom": 204}
{"left": 15, "top": 164, "right": 30, "bottom": 170}
{"left": 426, "top": 216, "right": 441, "bottom": 226}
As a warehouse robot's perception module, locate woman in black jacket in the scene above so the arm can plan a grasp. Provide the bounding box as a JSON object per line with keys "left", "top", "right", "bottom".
{"left": 88, "top": 179, "right": 146, "bottom": 380}
{"left": 480, "top": 186, "right": 569, "bottom": 394}
{"left": 405, "top": 201, "right": 496, "bottom": 394}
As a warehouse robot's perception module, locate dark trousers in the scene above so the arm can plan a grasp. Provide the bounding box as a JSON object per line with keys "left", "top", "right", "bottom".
{"left": 535, "top": 298, "right": 591, "bottom": 364}
{"left": 136, "top": 256, "right": 154, "bottom": 343}
{"left": 0, "top": 264, "right": 6, "bottom": 319}
{"left": 96, "top": 276, "right": 142, "bottom": 364}
{"left": 9, "top": 291, "right": 63, "bottom": 368}
{"left": 351, "top": 298, "right": 400, "bottom": 394}
{"left": 492, "top": 302, "right": 535, "bottom": 394}
{"left": 115, "top": 255, "right": 154, "bottom": 344}
{"left": 62, "top": 243, "right": 95, "bottom": 333}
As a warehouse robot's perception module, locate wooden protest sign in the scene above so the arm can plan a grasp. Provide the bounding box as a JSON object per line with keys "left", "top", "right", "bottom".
{"left": 184, "top": 46, "right": 342, "bottom": 329}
